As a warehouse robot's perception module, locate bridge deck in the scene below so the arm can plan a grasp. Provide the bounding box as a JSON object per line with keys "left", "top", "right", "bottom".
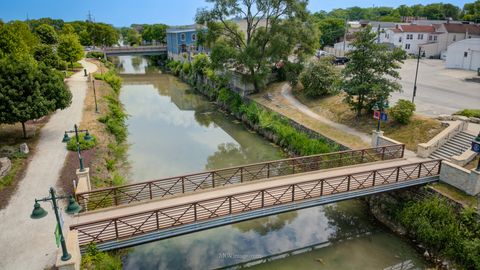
{"left": 74, "top": 158, "right": 421, "bottom": 224}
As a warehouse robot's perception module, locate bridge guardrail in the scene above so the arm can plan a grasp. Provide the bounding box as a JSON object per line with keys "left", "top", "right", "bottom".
{"left": 76, "top": 145, "right": 405, "bottom": 212}
{"left": 71, "top": 159, "right": 441, "bottom": 247}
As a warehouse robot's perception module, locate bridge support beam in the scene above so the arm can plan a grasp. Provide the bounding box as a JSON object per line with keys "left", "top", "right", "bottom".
{"left": 55, "top": 230, "right": 81, "bottom": 270}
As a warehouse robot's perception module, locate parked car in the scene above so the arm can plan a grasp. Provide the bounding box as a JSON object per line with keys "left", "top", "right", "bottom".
{"left": 315, "top": 50, "right": 330, "bottom": 58}
{"left": 333, "top": 56, "right": 349, "bottom": 65}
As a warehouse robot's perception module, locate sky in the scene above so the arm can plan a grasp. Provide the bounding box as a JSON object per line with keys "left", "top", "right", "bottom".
{"left": 0, "top": 0, "right": 472, "bottom": 27}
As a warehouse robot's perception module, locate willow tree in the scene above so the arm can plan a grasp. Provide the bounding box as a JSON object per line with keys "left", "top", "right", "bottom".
{"left": 196, "top": 0, "right": 318, "bottom": 91}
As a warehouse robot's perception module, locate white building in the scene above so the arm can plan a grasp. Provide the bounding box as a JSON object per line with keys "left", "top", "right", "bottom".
{"left": 384, "top": 25, "right": 441, "bottom": 57}
{"left": 446, "top": 38, "right": 480, "bottom": 71}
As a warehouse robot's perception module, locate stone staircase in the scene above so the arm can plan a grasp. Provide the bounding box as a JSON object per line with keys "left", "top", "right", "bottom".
{"left": 429, "top": 131, "right": 476, "bottom": 160}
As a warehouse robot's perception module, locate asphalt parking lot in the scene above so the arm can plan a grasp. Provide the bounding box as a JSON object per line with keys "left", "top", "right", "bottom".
{"left": 392, "top": 59, "right": 480, "bottom": 117}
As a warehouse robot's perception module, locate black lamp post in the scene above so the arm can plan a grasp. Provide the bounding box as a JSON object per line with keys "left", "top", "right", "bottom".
{"left": 372, "top": 100, "right": 389, "bottom": 132}
{"left": 30, "top": 187, "right": 82, "bottom": 261}
{"left": 62, "top": 124, "right": 93, "bottom": 172}
{"left": 412, "top": 46, "right": 423, "bottom": 103}
{"left": 92, "top": 79, "right": 99, "bottom": 113}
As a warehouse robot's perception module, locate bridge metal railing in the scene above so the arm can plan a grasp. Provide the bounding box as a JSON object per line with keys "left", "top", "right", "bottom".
{"left": 76, "top": 145, "right": 405, "bottom": 212}
{"left": 102, "top": 45, "right": 167, "bottom": 53}
{"left": 70, "top": 159, "right": 441, "bottom": 247}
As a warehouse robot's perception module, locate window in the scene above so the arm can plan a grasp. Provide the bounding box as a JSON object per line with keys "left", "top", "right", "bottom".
{"left": 192, "top": 33, "right": 196, "bottom": 41}
{"left": 453, "top": 35, "right": 456, "bottom": 41}
{"left": 399, "top": 37, "right": 402, "bottom": 42}
{"left": 405, "top": 44, "right": 411, "bottom": 49}
{"left": 429, "top": 35, "right": 432, "bottom": 41}
{"left": 464, "top": 52, "right": 468, "bottom": 57}
{"left": 406, "top": 34, "right": 413, "bottom": 40}
{"left": 418, "top": 34, "right": 423, "bottom": 39}
{"left": 180, "top": 33, "right": 186, "bottom": 41}
{"left": 433, "top": 35, "right": 437, "bottom": 41}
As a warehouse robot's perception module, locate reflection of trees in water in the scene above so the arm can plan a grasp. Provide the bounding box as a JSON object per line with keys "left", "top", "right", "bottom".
{"left": 194, "top": 112, "right": 214, "bottom": 128}
{"left": 323, "top": 201, "right": 375, "bottom": 241}
{"left": 233, "top": 212, "right": 298, "bottom": 236}
{"left": 206, "top": 143, "right": 249, "bottom": 170}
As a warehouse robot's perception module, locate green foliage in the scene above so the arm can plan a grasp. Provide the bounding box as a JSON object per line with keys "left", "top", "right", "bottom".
{"left": 454, "top": 109, "right": 480, "bottom": 118}
{"left": 122, "top": 27, "right": 141, "bottom": 46}
{"left": 217, "top": 88, "right": 336, "bottom": 155}
{"left": 191, "top": 53, "right": 211, "bottom": 76}
{"left": 99, "top": 95, "right": 128, "bottom": 143}
{"left": 66, "top": 133, "right": 97, "bottom": 151}
{"left": 300, "top": 57, "right": 341, "bottom": 98}
{"left": 463, "top": 1, "right": 480, "bottom": 21}
{"left": 196, "top": 0, "right": 317, "bottom": 91}
{"left": 35, "top": 24, "right": 58, "bottom": 44}
{"left": 95, "top": 70, "right": 122, "bottom": 93}
{"left": 390, "top": 99, "right": 416, "bottom": 124}
{"left": 398, "top": 197, "right": 480, "bottom": 269}
{"left": 277, "top": 61, "right": 304, "bottom": 87}
{"left": 81, "top": 244, "right": 122, "bottom": 270}
{"left": 141, "top": 24, "right": 168, "bottom": 43}
{"left": 316, "top": 18, "right": 346, "bottom": 47}
{"left": 86, "top": 51, "right": 104, "bottom": 59}
{"left": 0, "top": 54, "right": 72, "bottom": 138}
{"left": 32, "top": 44, "right": 62, "bottom": 69}
{"left": 57, "top": 33, "right": 84, "bottom": 68}
{"left": 0, "top": 23, "right": 29, "bottom": 57}
{"left": 342, "top": 25, "right": 405, "bottom": 117}
{"left": 182, "top": 61, "right": 191, "bottom": 75}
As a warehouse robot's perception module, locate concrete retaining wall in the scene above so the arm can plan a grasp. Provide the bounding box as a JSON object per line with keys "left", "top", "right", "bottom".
{"left": 417, "top": 120, "right": 468, "bottom": 158}
{"left": 440, "top": 161, "right": 480, "bottom": 196}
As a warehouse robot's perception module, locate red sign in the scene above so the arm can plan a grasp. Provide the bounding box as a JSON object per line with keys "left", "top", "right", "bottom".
{"left": 373, "top": 110, "right": 381, "bottom": 120}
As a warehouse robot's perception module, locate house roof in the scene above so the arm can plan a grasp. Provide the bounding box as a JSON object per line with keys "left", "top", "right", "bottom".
{"left": 443, "top": 24, "right": 480, "bottom": 35}
{"left": 399, "top": 25, "right": 435, "bottom": 33}
{"left": 166, "top": 24, "right": 205, "bottom": 34}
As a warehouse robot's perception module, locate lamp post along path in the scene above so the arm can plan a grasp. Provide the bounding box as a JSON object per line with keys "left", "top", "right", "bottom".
{"left": 62, "top": 124, "right": 93, "bottom": 172}
{"left": 30, "top": 187, "right": 82, "bottom": 261}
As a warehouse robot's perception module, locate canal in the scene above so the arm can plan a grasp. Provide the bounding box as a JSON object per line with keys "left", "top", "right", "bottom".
{"left": 114, "top": 55, "right": 429, "bottom": 270}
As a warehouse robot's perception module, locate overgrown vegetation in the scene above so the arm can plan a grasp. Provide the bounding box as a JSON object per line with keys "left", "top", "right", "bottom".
{"left": 299, "top": 56, "right": 341, "bottom": 98}
{"left": 0, "top": 153, "right": 27, "bottom": 190}
{"left": 390, "top": 99, "right": 416, "bottom": 124}
{"left": 81, "top": 244, "right": 122, "bottom": 270}
{"left": 454, "top": 109, "right": 480, "bottom": 118}
{"left": 398, "top": 196, "right": 480, "bottom": 269}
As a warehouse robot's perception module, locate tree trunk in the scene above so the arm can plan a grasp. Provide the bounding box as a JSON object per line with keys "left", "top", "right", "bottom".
{"left": 21, "top": 122, "right": 27, "bottom": 139}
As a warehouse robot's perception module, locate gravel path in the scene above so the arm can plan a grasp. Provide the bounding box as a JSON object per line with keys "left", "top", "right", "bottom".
{"left": 0, "top": 60, "right": 97, "bottom": 270}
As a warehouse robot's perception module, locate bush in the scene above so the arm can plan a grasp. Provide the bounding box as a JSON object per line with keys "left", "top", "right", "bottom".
{"left": 390, "top": 99, "right": 416, "bottom": 124}
{"left": 454, "top": 109, "right": 480, "bottom": 118}
{"left": 299, "top": 57, "right": 341, "bottom": 98}
{"left": 182, "top": 61, "right": 191, "bottom": 75}
{"left": 81, "top": 244, "right": 122, "bottom": 270}
{"left": 98, "top": 95, "right": 128, "bottom": 143}
{"left": 86, "top": 51, "right": 105, "bottom": 59}
{"left": 66, "top": 133, "right": 97, "bottom": 151}
{"left": 191, "top": 53, "right": 211, "bottom": 76}
{"left": 277, "top": 61, "right": 304, "bottom": 86}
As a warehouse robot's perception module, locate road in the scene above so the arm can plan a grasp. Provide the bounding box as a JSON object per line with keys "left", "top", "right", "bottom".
{"left": 392, "top": 59, "right": 480, "bottom": 117}
{"left": 0, "top": 60, "right": 97, "bottom": 270}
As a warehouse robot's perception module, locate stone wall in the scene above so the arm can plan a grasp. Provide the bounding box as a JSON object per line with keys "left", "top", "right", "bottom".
{"left": 439, "top": 161, "right": 480, "bottom": 196}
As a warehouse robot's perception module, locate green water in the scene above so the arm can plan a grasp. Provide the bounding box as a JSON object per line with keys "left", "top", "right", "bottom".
{"left": 115, "top": 56, "right": 429, "bottom": 270}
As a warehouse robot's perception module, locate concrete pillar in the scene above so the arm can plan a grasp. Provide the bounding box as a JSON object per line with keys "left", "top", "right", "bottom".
{"left": 371, "top": 130, "right": 384, "bottom": 148}
{"left": 55, "top": 230, "right": 81, "bottom": 270}
{"left": 469, "top": 169, "right": 480, "bottom": 196}
{"left": 76, "top": 167, "right": 91, "bottom": 192}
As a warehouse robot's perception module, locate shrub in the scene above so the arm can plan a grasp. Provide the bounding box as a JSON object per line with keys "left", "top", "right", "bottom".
{"left": 182, "top": 61, "right": 191, "bottom": 75}
{"left": 81, "top": 244, "right": 122, "bottom": 270}
{"left": 86, "top": 51, "right": 104, "bottom": 59}
{"left": 277, "top": 61, "right": 304, "bottom": 87}
{"left": 191, "top": 53, "right": 211, "bottom": 76}
{"left": 66, "top": 133, "right": 97, "bottom": 151}
{"left": 390, "top": 99, "right": 416, "bottom": 124}
{"left": 454, "top": 109, "right": 480, "bottom": 118}
{"left": 299, "top": 57, "right": 341, "bottom": 98}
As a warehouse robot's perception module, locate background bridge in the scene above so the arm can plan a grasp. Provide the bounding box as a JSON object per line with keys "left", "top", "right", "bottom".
{"left": 71, "top": 158, "right": 441, "bottom": 251}
{"left": 91, "top": 45, "right": 167, "bottom": 56}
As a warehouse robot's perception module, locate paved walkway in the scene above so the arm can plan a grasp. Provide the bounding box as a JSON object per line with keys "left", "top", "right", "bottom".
{"left": 0, "top": 60, "right": 97, "bottom": 270}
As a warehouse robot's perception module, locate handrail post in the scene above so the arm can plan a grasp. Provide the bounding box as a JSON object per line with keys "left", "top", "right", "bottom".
{"left": 347, "top": 175, "right": 351, "bottom": 191}
{"left": 155, "top": 210, "right": 160, "bottom": 230}
{"left": 181, "top": 177, "right": 185, "bottom": 193}
{"left": 212, "top": 173, "right": 215, "bottom": 188}
{"left": 149, "top": 182, "right": 153, "bottom": 199}
{"left": 372, "top": 170, "right": 376, "bottom": 186}
{"left": 113, "top": 188, "right": 118, "bottom": 206}
{"left": 114, "top": 219, "right": 119, "bottom": 240}
{"left": 401, "top": 144, "right": 405, "bottom": 158}
{"left": 261, "top": 190, "right": 264, "bottom": 207}
{"left": 418, "top": 162, "right": 422, "bottom": 178}
{"left": 396, "top": 166, "right": 400, "bottom": 182}
{"left": 240, "top": 167, "right": 243, "bottom": 183}
{"left": 267, "top": 163, "right": 270, "bottom": 178}
{"left": 320, "top": 180, "right": 324, "bottom": 196}
{"left": 381, "top": 146, "right": 386, "bottom": 160}
{"left": 292, "top": 185, "right": 295, "bottom": 202}
{"left": 229, "top": 196, "right": 232, "bottom": 214}
{"left": 193, "top": 203, "right": 197, "bottom": 222}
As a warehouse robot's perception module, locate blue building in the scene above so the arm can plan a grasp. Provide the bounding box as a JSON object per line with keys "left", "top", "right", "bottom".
{"left": 166, "top": 25, "right": 206, "bottom": 62}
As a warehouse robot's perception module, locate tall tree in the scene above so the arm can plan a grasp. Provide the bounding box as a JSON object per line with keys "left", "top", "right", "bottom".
{"left": 32, "top": 44, "right": 63, "bottom": 69}
{"left": 141, "top": 24, "right": 168, "bottom": 43}
{"left": 316, "top": 18, "right": 346, "bottom": 47}
{"left": 342, "top": 26, "right": 405, "bottom": 117}
{"left": 0, "top": 55, "right": 72, "bottom": 138}
{"left": 57, "top": 33, "right": 84, "bottom": 68}
{"left": 196, "top": 0, "right": 317, "bottom": 91}
{"left": 463, "top": 0, "right": 480, "bottom": 22}
{"left": 0, "top": 24, "right": 28, "bottom": 57}
{"left": 35, "top": 24, "right": 59, "bottom": 44}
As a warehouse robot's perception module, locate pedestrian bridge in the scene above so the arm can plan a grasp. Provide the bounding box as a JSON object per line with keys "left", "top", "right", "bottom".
{"left": 69, "top": 145, "right": 442, "bottom": 251}
{"left": 92, "top": 45, "right": 167, "bottom": 56}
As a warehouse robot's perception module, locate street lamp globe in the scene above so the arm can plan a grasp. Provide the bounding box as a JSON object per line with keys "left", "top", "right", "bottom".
{"left": 30, "top": 202, "right": 48, "bottom": 219}
{"left": 83, "top": 131, "right": 93, "bottom": 141}
{"left": 62, "top": 132, "right": 70, "bottom": 143}
{"left": 65, "top": 196, "right": 82, "bottom": 215}
{"left": 372, "top": 103, "right": 380, "bottom": 111}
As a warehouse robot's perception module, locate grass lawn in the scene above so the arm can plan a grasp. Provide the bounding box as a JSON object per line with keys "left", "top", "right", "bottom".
{"left": 429, "top": 182, "right": 478, "bottom": 208}
{"left": 294, "top": 92, "right": 445, "bottom": 151}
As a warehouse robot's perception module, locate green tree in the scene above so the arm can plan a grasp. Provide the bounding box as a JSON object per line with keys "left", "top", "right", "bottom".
{"left": 0, "top": 55, "right": 72, "bottom": 138}
{"left": 62, "top": 24, "right": 76, "bottom": 34}
{"left": 0, "top": 24, "right": 28, "bottom": 57}
{"left": 196, "top": 0, "right": 317, "bottom": 91}
{"left": 32, "top": 44, "right": 62, "bottom": 69}
{"left": 141, "top": 24, "right": 168, "bottom": 43}
{"left": 124, "top": 28, "right": 141, "bottom": 46}
{"left": 89, "top": 23, "right": 119, "bottom": 47}
{"left": 316, "top": 18, "right": 346, "bottom": 47}
{"left": 4, "top": 21, "right": 38, "bottom": 51}
{"left": 463, "top": 1, "right": 480, "bottom": 21}
{"left": 342, "top": 26, "right": 405, "bottom": 117}
{"left": 35, "top": 24, "right": 59, "bottom": 44}
{"left": 300, "top": 56, "right": 341, "bottom": 98}
{"left": 57, "top": 34, "right": 84, "bottom": 68}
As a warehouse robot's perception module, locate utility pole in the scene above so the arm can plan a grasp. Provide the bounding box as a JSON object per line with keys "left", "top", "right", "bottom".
{"left": 412, "top": 46, "right": 422, "bottom": 103}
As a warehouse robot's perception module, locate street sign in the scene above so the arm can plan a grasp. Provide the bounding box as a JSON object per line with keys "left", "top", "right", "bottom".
{"left": 472, "top": 141, "right": 480, "bottom": 153}
{"left": 373, "top": 110, "right": 380, "bottom": 120}
{"left": 381, "top": 112, "right": 388, "bottom": 122}
{"left": 54, "top": 224, "right": 61, "bottom": 248}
